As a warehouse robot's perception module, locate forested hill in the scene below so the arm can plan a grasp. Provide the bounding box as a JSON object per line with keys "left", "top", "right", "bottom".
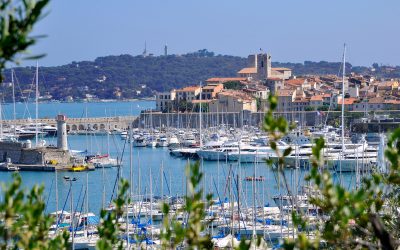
{"left": 1, "top": 50, "right": 398, "bottom": 101}
{"left": 2, "top": 51, "right": 247, "bottom": 101}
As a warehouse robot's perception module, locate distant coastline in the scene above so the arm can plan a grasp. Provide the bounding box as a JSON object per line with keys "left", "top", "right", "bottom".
{"left": 3, "top": 97, "right": 156, "bottom": 105}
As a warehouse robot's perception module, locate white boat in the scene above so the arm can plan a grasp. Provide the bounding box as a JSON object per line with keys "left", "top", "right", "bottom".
{"left": 196, "top": 141, "right": 242, "bottom": 161}
{"left": 146, "top": 139, "right": 157, "bottom": 148}
{"left": 228, "top": 142, "right": 288, "bottom": 163}
{"left": 169, "top": 147, "right": 199, "bottom": 158}
{"left": 120, "top": 131, "right": 128, "bottom": 140}
{"left": 0, "top": 158, "right": 19, "bottom": 171}
{"left": 156, "top": 137, "right": 169, "bottom": 147}
{"left": 132, "top": 137, "right": 146, "bottom": 147}
{"left": 167, "top": 135, "right": 180, "bottom": 148}
{"left": 87, "top": 154, "right": 120, "bottom": 168}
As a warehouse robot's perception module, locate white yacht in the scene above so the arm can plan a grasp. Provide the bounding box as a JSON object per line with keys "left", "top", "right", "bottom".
{"left": 196, "top": 141, "right": 243, "bottom": 161}
{"left": 132, "top": 137, "right": 146, "bottom": 147}
{"left": 156, "top": 136, "right": 169, "bottom": 147}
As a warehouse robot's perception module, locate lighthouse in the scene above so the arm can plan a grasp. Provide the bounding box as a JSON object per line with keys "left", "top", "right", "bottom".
{"left": 56, "top": 114, "right": 68, "bottom": 151}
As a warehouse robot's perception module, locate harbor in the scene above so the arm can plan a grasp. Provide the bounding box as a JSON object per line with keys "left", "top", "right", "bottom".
{"left": 0, "top": 101, "right": 383, "bottom": 248}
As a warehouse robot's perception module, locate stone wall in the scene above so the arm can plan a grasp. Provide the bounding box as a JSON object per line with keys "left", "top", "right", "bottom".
{"left": 0, "top": 141, "right": 24, "bottom": 163}
{"left": 0, "top": 142, "right": 71, "bottom": 165}
{"left": 133, "top": 111, "right": 324, "bottom": 129}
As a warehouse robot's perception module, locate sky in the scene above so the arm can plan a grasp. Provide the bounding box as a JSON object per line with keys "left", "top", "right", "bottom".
{"left": 25, "top": 0, "right": 400, "bottom": 67}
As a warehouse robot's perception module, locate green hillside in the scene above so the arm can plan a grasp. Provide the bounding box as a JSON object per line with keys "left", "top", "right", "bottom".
{"left": 1, "top": 50, "right": 398, "bottom": 102}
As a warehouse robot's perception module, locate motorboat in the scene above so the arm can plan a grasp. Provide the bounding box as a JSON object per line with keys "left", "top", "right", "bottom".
{"left": 132, "top": 137, "right": 146, "bottom": 147}
{"left": 0, "top": 158, "right": 19, "bottom": 171}
{"left": 156, "top": 137, "right": 169, "bottom": 147}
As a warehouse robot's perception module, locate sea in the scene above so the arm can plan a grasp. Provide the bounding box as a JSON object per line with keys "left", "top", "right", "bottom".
{"left": 0, "top": 100, "right": 355, "bottom": 215}
{"left": 1, "top": 100, "right": 155, "bottom": 119}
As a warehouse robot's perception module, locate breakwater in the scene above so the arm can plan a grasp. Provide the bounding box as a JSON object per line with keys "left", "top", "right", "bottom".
{"left": 3, "top": 111, "right": 400, "bottom": 132}
{"left": 135, "top": 111, "right": 331, "bottom": 128}
{"left": 2, "top": 116, "right": 136, "bottom": 132}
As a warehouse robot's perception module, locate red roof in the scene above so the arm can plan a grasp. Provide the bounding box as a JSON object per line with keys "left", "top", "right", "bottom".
{"left": 206, "top": 77, "right": 246, "bottom": 83}
{"left": 286, "top": 78, "right": 306, "bottom": 86}
{"left": 238, "top": 67, "right": 257, "bottom": 74}
{"left": 192, "top": 99, "right": 213, "bottom": 104}
{"left": 310, "top": 95, "right": 323, "bottom": 101}
{"left": 267, "top": 77, "right": 282, "bottom": 81}
{"left": 338, "top": 97, "right": 357, "bottom": 105}
{"left": 175, "top": 86, "right": 200, "bottom": 92}
{"left": 368, "top": 97, "right": 385, "bottom": 104}
{"left": 276, "top": 89, "right": 294, "bottom": 97}
{"left": 272, "top": 67, "right": 291, "bottom": 71}
{"left": 385, "top": 99, "right": 400, "bottom": 104}
{"left": 218, "top": 90, "right": 254, "bottom": 101}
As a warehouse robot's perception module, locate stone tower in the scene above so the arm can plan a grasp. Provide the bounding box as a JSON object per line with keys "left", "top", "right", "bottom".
{"left": 56, "top": 114, "right": 68, "bottom": 151}
{"left": 256, "top": 53, "right": 272, "bottom": 80}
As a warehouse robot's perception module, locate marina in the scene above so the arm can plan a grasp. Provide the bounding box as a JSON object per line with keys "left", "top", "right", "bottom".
{"left": 0, "top": 98, "right": 388, "bottom": 248}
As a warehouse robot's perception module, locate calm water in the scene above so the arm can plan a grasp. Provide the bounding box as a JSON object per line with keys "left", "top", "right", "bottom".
{"left": 1, "top": 100, "right": 155, "bottom": 119}
{"left": 0, "top": 100, "right": 355, "bottom": 215}
{"left": 0, "top": 133, "right": 356, "bottom": 216}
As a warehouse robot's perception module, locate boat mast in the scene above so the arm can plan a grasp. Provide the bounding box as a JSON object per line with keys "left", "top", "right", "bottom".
{"left": 340, "top": 44, "right": 346, "bottom": 183}
{"left": 35, "top": 62, "right": 39, "bottom": 146}
{"left": 161, "top": 160, "right": 164, "bottom": 199}
{"left": 55, "top": 170, "right": 58, "bottom": 224}
{"left": 0, "top": 97, "right": 3, "bottom": 141}
{"left": 11, "top": 69, "right": 16, "bottom": 135}
{"left": 199, "top": 81, "right": 203, "bottom": 148}
{"left": 149, "top": 167, "right": 153, "bottom": 240}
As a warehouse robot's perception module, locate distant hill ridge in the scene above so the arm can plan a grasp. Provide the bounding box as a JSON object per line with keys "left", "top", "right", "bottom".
{"left": 1, "top": 49, "right": 398, "bottom": 101}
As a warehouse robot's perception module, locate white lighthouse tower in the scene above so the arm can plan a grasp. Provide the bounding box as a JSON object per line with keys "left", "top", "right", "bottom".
{"left": 56, "top": 114, "right": 68, "bottom": 151}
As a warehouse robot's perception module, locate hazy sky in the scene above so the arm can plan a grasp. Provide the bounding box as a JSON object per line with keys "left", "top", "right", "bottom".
{"left": 26, "top": 0, "right": 399, "bottom": 67}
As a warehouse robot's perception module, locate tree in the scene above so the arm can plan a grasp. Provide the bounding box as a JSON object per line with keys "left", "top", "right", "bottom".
{"left": 317, "top": 105, "right": 329, "bottom": 111}
{"left": 224, "top": 81, "right": 243, "bottom": 90}
{"left": 260, "top": 94, "right": 400, "bottom": 249}
{"left": 96, "top": 180, "right": 130, "bottom": 250}
{"left": 161, "top": 162, "right": 213, "bottom": 249}
{"left": 0, "top": 174, "right": 69, "bottom": 249}
{"left": 0, "top": 0, "right": 49, "bottom": 82}
{"left": 304, "top": 106, "right": 314, "bottom": 111}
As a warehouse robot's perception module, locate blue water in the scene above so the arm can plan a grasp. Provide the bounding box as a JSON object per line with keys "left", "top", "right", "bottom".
{"left": 1, "top": 100, "right": 155, "bottom": 119}
{"left": 0, "top": 101, "right": 356, "bottom": 216}
{"left": 0, "top": 134, "right": 356, "bottom": 216}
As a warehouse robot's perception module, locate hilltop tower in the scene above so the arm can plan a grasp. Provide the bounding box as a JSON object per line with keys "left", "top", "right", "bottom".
{"left": 164, "top": 44, "right": 168, "bottom": 56}
{"left": 142, "top": 41, "right": 148, "bottom": 57}
{"left": 256, "top": 53, "right": 272, "bottom": 80}
{"left": 56, "top": 114, "right": 68, "bottom": 151}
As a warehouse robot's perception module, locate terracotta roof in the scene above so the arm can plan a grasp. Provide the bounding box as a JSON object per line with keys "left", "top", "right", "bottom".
{"left": 202, "top": 84, "right": 221, "bottom": 90}
{"left": 322, "top": 93, "right": 331, "bottom": 98}
{"left": 368, "top": 97, "right": 385, "bottom": 104}
{"left": 237, "top": 67, "right": 257, "bottom": 74}
{"left": 310, "top": 95, "right": 323, "bottom": 101}
{"left": 175, "top": 86, "right": 200, "bottom": 92}
{"left": 218, "top": 90, "right": 254, "bottom": 101}
{"left": 191, "top": 99, "right": 213, "bottom": 104}
{"left": 385, "top": 99, "right": 400, "bottom": 104}
{"left": 293, "top": 98, "right": 309, "bottom": 103}
{"left": 338, "top": 97, "right": 357, "bottom": 105}
{"left": 377, "top": 81, "right": 398, "bottom": 88}
{"left": 285, "top": 78, "right": 306, "bottom": 86}
{"left": 267, "top": 77, "right": 282, "bottom": 81}
{"left": 272, "top": 67, "right": 291, "bottom": 71}
{"left": 206, "top": 77, "right": 246, "bottom": 83}
{"left": 276, "top": 89, "right": 294, "bottom": 97}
